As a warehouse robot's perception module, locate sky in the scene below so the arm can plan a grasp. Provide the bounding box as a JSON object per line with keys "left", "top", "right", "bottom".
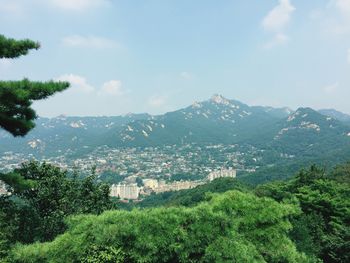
{"left": 1, "top": 0, "right": 350, "bottom": 117}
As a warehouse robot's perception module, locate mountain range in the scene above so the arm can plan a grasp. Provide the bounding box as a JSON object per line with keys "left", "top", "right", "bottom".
{"left": 1, "top": 94, "right": 350, "bottom": 178}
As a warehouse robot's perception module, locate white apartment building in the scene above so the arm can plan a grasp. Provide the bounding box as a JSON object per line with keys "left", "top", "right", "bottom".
{"left": 110, "top": 183, "right": 140, "bottom": 200}
{"left": 207, "top": 168, "right": 236, "bottom": 181}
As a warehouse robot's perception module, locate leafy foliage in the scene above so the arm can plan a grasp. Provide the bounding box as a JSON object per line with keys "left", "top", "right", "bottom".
{"left": 81, "top": 245, "right": 126, "bottom": 263}
{"left": 329, "top": 161, "right": 350, "bottom": 184}
{"left": 255, "top": 164, "right": 350, "bottom": 263}
{"left": 0, "top": 198, "right": 20, "bottom": 258}
{"left": 0, "top": 161, "right": 114, "bottom": 253}
{"left": 1, "top": 160, "right": 349, "bottom": 262}
{"left": 0, "top": 171, "right": 34, "bottom": 193}
{"left": 9, "top": 191, "right": 310, "bottom": 263}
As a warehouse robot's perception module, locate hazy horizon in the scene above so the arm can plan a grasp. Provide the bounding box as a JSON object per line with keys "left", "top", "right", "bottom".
{"left": 33, "top": 93, "right": 349, "bottom": 118}
{"left": 1, "top": 0, "right": 350, "bottom": 116}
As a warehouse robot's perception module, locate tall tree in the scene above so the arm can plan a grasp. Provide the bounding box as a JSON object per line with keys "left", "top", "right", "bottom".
{"left": 0, "top": 35, "right": 70, "bottom": 190}
{"left": 0, "top": 34, "right": 69, "bottom": 137}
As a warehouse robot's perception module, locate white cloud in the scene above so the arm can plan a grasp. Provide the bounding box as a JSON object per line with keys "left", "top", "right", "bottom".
{"left": 335, "top": 0, "right": 350, "bottom": 16}
{"left": 100, "top": 80, "right": 124, "bottom": 96}
{"left": 263, "top": 33, "right": 289, "bottom": 49}
{"left": 148, "top": 95, "right": 168, "bottom": 108}
{"left": 49, "top": 0, "right": 109, "bottom": 11}
{"left": 262, "top": 0, "right": 296, "bottom": 32}
{"left": 56, "top": 74, "right": 125, "bottom": 97}
{"left": 55, "top": 74, "right": 94, "bottom": 93}
{"left": 62, "top": 35, "right": 117, "bottom": 49}
{"left": 323, "top": 82, "right": 339, "bottom": 94}
{"left": 322, "top": 0, "right": 350, "bottom": 35}
{"left": 261, "top": 0, "right": 295, "bottom": 48}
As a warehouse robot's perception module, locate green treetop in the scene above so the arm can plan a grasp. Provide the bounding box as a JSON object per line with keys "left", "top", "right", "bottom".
{"left": 0, "top": 34, "right": 40, "bottom": 59}
{"left": 0, "top": 34, "right": 69, "bottom": 137}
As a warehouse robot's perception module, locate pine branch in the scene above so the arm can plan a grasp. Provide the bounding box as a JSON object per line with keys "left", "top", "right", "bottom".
{"left": 0, "top": 79, "right": 70, "bottom": 136}
{"left": 0, "top": 35, "right": 40, "bottom": 59}
{"left": 0, "top": 172, "right": 35, "bottom": 193}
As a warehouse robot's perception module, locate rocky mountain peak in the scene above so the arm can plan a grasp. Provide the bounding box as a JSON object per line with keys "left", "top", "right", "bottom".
{"left": 210, "top": 94, "right": 230, "bottom": 105}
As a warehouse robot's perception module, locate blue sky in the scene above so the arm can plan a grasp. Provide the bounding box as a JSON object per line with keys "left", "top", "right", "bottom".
{"left": 1, "top": 0, "right": 350, "bottom": 116}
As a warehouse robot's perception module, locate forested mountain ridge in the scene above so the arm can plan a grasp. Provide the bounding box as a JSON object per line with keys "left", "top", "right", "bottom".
{"left": 0, "top": 113, "right": 150, "bottom": 156}
{"left": 238, "top": 107, "right": 350, "bottom": 184}
{"left": 1, "top": 95, "right": 350, "bottom": 162}
{"left": 270, "top": 107, "right": 350, "bottom": 153}
{"left": 319, "top": 108, "right": 350, "bottom": 125}
{"left": 109, "top": 94, "right": 283, "bottom": 147}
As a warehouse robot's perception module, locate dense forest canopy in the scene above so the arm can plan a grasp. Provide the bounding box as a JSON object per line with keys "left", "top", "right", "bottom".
{"left": 9, "top": 190, "right": 308, "bottom": 263}
{"left": 1, "top": 161, "right": 349, "bottom": 262}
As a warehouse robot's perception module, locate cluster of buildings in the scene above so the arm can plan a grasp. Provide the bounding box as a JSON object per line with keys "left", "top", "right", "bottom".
{"left": 110, "top": 168, "right": 236, "bottom": 200}
{"left": 0, "top": 144, "right": 252, "bottom": 201}
{"left": 1, "top": 144, "right": 259, "bottom": 178}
